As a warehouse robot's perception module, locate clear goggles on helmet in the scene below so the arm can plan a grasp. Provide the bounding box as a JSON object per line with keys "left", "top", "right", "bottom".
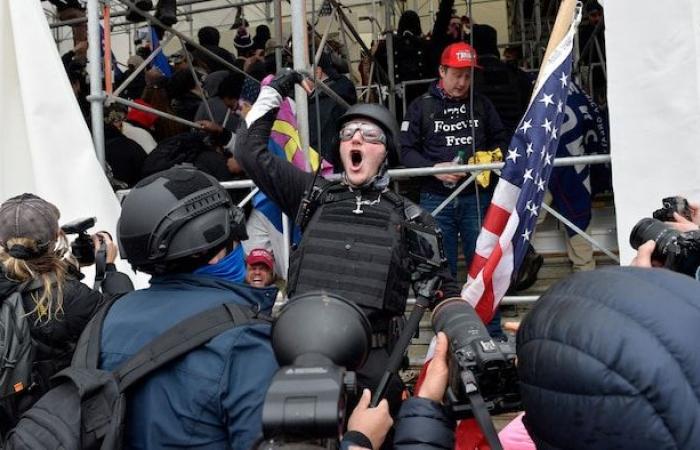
{"left": 339, "top": 122, "right": 386, "bottom": 144}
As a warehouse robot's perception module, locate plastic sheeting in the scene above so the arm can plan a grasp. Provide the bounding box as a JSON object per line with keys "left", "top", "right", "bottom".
{"left": 0, "top": 0, "right": 145, "bottom": 286}
{"left": 606, "top": 0, "right": 700, "bottom": 263}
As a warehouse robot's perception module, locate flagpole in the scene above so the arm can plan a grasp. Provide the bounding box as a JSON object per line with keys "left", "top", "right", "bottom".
{"left": 531, "top": 0, "right": 579, "bottom": 96}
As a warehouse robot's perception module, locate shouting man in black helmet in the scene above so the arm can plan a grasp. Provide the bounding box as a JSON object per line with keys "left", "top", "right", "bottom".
{"left": 202, "top": 69, "right": 458, "bottom": 415}
{"left": 99, "top": 167, "right": 279, "bottom": 450}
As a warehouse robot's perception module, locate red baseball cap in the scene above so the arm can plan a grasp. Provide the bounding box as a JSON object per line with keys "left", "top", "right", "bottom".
{"left": 440, "top": 42, "right": 481, "bottom": 69}
{"left": 246, "top": 248, "right": 274, "bottom": 270}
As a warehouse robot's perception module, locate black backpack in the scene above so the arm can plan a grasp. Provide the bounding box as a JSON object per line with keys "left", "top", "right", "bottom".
{"left": 0, "top": 279, "right": 41, "bottom": 432}
{"left": 141, "top": 132, "right": 211, "bottom": 178}
{"left": 4, "top": 300, "right": 269, "bottom": 450}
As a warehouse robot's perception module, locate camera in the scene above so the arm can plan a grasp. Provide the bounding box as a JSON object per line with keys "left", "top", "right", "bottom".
{"left": 431, "top": 298, "right": 521, "bottom": 419}
{"left": 629, "top": 217, "right": 700, "bottom": 276}
{"left": 652, "top": 196, "right": 692, "bottom": 222}
{"left": 61, "top": 217, "right": 99, "bottom": 266}
{"left": 261, "top": 291, "right": 371, "bottom": 446}
{"left": 404, "top": 222, "right": 447, "bottom": 279}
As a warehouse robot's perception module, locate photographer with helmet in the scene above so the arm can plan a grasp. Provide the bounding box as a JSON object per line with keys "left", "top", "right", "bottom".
{"left": 215, "top": 68, "right": 459, "bottom": 418}
{"left": 98, "top": 166, "right": 279, "bottom": 450}
{"left": 0, "top": 194, "right": 131, "bottom": 436}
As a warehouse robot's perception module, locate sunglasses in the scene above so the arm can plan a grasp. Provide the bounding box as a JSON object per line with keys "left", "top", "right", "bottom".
{"left": 339, "top": 122, "right": 386, "bottom": 144}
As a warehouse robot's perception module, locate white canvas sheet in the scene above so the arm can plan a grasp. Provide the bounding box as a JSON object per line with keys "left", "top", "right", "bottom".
{"left": 606, "top": 0, "right": 700, "bottom": 263}
{"left": 0, "top": 0, "right": 146, "bottom": 286}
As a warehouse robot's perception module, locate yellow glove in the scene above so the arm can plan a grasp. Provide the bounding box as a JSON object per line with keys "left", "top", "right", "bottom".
{"left": 467, "top": 148, "right": 503, "bottom": 188}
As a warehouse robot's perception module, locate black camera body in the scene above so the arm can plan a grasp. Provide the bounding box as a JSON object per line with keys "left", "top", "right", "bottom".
{"left": 61, "top": 217, "right": 97, "bottom": 266}
{"left": 262, "top": 356, "right": 357, "bottom": 441}
{"left": 261, "top": 292, "right": 371, "bottom": 445}
{"left": 652, "top": 196, "right": 692, "bottom": 222}
{"left": 432, "top": 299, "right": 521, "bottom": 419}
{"left": 404, "top": 222, "right": 447, "bottom": 280}
{"left": 630, "top": 217, "right": 700, "bottom": 276}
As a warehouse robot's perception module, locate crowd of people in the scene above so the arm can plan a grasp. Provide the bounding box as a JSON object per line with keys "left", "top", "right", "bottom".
{"left": 1, "top": 1, "right": 667, "bottom": 449}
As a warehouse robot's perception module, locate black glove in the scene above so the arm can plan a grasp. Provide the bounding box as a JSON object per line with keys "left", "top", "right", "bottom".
{"left": 268, "top": 68, "right": 305, "bottom": 98}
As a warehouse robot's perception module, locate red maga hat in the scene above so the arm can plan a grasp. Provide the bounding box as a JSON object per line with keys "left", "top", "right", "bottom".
{"left": 246, "top": 248, "right": 274, "bottom": 270}
{"left": 440, "top": 42, "right": 481, "bottom": 69}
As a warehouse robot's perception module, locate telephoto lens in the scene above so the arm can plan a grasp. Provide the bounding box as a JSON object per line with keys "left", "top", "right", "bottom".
{"left": 432, "top": 299, "right": 508, "bottom": 374}
{"left": 431, "top": 298, "right": 521, "bottom": 420}
{"left": 629, "top": 217, "right": 681, "bottom": 264}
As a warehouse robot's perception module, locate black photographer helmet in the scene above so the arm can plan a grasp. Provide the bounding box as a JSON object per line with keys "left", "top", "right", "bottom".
{"left": 118, "top": 166, "right": 247, "bottom": 273}
{"left": 329, "top": 103, "right": 402, "bottom": 168}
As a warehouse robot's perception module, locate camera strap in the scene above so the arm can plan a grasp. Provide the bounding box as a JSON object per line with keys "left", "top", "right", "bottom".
{"left": 93, "top": 240, "right": 107, "bottom": 292}
{"left": 463, "top": 370, "right": 504, "bottom": 450}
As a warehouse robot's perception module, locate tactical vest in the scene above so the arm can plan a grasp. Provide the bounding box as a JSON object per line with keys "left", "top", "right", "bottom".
{"left": 288, "top": 184, "right": 412, "bottom": 328}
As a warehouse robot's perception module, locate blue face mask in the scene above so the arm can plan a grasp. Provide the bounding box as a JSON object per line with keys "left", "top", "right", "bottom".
{"left": 193, "top": 244, "right": 246, "bottom": 283}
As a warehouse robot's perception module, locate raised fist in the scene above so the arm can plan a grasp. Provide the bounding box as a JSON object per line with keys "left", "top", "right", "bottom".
{"left": 268, "top": 68, "right": 305, "bottom": 98}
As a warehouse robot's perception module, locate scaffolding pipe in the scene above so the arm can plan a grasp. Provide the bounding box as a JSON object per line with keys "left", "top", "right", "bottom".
{"left": 431, "top": 173, "right": 477, "bottom": 216}
{"left": 274, "top": 0, "right": 284, "bottom": 71}
{"left": 387, "top": 154, "right": 611, "bottom": 179}
{"left": 87, "top": 0, "right": 105, "bottom": 168}
{"left": 384, "top": 0, "right": 396, "bottom": 115}
{"left": 112, "top": 33, "right": 176, "bottom": 98}
{"left": 108, "top": 95, "right": 203, "bottom": 129}
{"left": 117, "top": 0, "right": 257, "bottom": 82}
{"left": 290, "top": 0, "right": 311, "bottom": 164}
{"left": 50, "top": 0, "right": 221, "bottom": 28}
{"left": 117, "top": 155, "right": 613, "bottom": 193}
{"left": 313, "top": 7, "right": 338, "bottom": 66}
{"left": 541, "top": 202, "right": 619, "bottom": 262}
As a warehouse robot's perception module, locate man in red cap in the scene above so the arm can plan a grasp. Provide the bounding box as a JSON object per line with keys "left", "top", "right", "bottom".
{"left": 245, "top": 248, "right": 276, "bottom": 288}
{"left": 400, "top": 41, "right": 508, "bottom": 338}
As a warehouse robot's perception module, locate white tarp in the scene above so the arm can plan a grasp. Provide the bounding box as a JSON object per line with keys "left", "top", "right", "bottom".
{"left": 606, "top": 0, "right": 700, "bottom": 263}
{"left": 0, "top": 0, "right": 145, "bottom": 285}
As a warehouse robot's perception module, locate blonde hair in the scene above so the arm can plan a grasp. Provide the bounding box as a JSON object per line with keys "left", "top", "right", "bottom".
{"left": 0, "top": 234, "right": 72, "bottom": 324}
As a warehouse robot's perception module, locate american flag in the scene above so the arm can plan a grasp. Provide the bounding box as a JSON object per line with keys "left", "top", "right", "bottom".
{"left": 416, "top": 2, "right": 582, "bottom": 448}
{"left": 462, "top": 6, "right": 582, "bottom": 325}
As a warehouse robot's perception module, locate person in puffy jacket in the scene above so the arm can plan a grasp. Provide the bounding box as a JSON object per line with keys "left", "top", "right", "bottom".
{"left": 517, "top": 266, "right": 700, "bottom": 450}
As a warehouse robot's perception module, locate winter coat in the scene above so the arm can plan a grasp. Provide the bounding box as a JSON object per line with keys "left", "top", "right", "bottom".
{"left": 517, "top": 267, "right": 700, "bottom": 450}
{"left": 99, "top": 273, "right": 279, "bottom": 450}
{"left": 394, "top": 397, "right": 456, "bottom": 449}
{"left": 0, "top": 264, "right": 131, "bottom": 432}
{"left": 400, "top": 82, "right": 508, "bottom": 196}
{"left": 104, "top": 124, "right": 148, "bottom": 187}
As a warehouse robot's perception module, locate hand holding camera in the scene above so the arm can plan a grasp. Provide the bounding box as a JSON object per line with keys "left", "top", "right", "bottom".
{"left": 629, "top": 197, "right": 700, "bottom": 275}
{"left": 61, "top": 218, "right": 117, "bottom": 266}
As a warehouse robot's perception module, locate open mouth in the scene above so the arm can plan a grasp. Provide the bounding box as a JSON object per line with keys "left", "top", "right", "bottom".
{"left": 350, "top": 150, "right": 363, "bottom": 168}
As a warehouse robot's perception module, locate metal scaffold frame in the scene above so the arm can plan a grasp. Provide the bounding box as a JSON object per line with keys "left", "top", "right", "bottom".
{"left": 76, "top": 0, "right": 613, "bottom": 304}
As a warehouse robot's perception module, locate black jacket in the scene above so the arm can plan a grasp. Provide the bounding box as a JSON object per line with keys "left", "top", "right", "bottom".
{"left": 0, "top": 265, "right": 132, "bottom": 375}
{"left": 104, "top": 124, "right": 148, "bottom": 187}
{"left": 518, "top": 267, "right": 700, "bottom": 450}
{"left": 400, "top": 83, "right": 509, "bottom": 196}
{"left": 394, "top": 398, "right": 455, "bottom": 449}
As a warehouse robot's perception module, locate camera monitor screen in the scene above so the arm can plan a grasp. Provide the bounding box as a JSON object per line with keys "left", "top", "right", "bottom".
{"left": 405, "top": 224, "right": 444, "bottom": 268}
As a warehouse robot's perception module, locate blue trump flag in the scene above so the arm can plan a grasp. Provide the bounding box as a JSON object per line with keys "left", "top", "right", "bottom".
{"left": 548, "top": 81, "right": 608, "bottom": 236}
{"left": 150, "top": 27, "right": 172, "bottom": 77}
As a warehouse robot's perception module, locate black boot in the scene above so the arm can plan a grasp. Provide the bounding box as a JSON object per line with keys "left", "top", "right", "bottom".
{"left": 155, "top": 0, "right": 177, "bottom": 27}
{"left": 125, "top": 0, "right": 153, "bottom": 23}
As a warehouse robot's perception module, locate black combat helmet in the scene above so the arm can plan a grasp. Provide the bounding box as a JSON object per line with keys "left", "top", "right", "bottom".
{"left": 117, "top": 166, "right": 247, "bottom": 274}
{"left": 332, "top": 103, "right": 402, "bottom": 168}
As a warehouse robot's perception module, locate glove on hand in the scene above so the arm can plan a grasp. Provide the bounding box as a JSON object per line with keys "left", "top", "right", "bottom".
{"left": 268, "top": 68, "right": 305, "bottom": 98}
